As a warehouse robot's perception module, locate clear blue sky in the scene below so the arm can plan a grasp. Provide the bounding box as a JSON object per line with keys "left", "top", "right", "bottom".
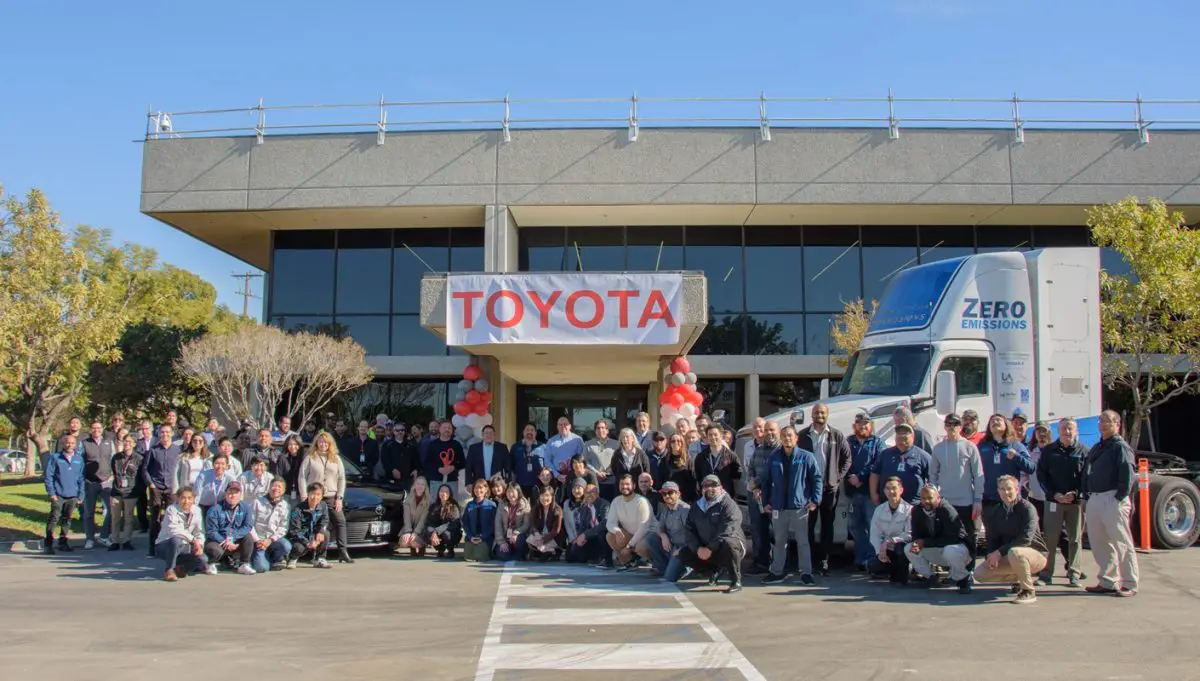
{"left": 2, "top": 0, "right": 1194, "bottom": 314}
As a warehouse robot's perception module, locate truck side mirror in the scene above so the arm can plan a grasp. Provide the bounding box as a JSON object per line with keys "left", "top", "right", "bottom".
{"left": 934, "top": 370, "right": 957, "bottom": 415}
{"left": 819, "top": 378, "right": 830, "bottom": 401}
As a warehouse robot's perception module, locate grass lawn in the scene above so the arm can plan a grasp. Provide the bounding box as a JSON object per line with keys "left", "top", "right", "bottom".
{"left": 0, "top": 481, "right": 81, "bottom": 542}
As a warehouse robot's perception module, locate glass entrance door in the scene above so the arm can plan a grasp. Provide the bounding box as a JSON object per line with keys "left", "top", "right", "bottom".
{"left": 517, "top": 385, "right": 647, "bottom": 442}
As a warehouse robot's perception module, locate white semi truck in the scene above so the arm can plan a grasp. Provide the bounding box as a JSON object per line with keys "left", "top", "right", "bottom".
{"left": 736, "top": 247, "right": 1200, "bottom": 550}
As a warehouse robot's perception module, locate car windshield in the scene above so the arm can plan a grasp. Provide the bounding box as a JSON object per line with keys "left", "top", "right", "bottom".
{"left": 837, "top": 344, "right": 932, "bottom": 396}
{"left": 337, "top": 452, "right": 363, "bottom": 477}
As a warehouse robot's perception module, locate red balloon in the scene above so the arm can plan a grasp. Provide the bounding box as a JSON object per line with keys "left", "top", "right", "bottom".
{"left": 463, "top": 365, "right": 483, "bottom": 381}
{"left": 465, "top": 390, "right": 481, "bottom": 404}
{"left": 453, "top": 401, "right": 471, "bottom": 417}
{"left": 473, "top": 402, "right": 489, "bottom": 416}
{"left": 669, "top": 357, "right": 691, "bottom": 375}
{"left": 685, "top": 389, "right": 703, "bottom": 407}
{"left": 478, "top": 391, "right": 493, "bottom": 404}
{"left": 667, "top": 391, "right": 686, "bottom": 409}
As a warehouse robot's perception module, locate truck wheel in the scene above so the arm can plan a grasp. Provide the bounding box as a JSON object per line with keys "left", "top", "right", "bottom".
{"left": 1147, "top": 475, "right": 1200, "bottom": 550}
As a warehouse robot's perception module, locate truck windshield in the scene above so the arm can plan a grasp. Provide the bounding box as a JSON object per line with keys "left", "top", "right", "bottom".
{"left": 838, "top": 344, "right": 932, "bottom": 396}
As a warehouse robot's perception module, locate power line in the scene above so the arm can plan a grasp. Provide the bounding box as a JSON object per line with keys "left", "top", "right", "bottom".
{"left": 231, "top": 272, "right": 263, "bottom": 318}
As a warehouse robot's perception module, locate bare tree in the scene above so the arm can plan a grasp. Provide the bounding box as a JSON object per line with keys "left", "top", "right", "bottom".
{"left": 177, "top": 325, "right": 374, "bottom": 429}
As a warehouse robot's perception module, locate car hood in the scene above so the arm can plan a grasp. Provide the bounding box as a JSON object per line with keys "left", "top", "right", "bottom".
{"left": 343, "top": 482, "right": 405, "bottom": 509}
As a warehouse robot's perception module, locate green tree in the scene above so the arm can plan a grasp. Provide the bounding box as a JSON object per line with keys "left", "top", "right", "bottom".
{"left": 0, "top": 189, "right": 148, "bottom": 471}
{"left": 1089, "top": 197, "right": 1200, "bottom": 448}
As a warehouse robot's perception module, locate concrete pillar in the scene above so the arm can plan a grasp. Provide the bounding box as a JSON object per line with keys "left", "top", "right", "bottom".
{"left": 745, "top": 372, "right": 760, "bottom": 423}
{"left": 484, "top": 204, "right": 518, "bottom": 273}
{"left": 498, "top": 373, "right": 518, "bottom": 444}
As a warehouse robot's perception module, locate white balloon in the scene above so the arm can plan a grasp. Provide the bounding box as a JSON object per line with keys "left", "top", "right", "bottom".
{"left": 480, "top": 413, "right": 494, "bottom": 426}
{"left": 659, "top": 404, "right": 678, "bottom": 417}
{"left": 451, "top": 414, "right": 466, "bottom": 428}
{"left": 474, "top": 379, "right": 489, "bottom": 392}
{"left": 678, "top": 403, "right": 697, "bottom": 419}
{"left": 686, "top": 372, "right": 697, "bottom": 384}
{"left": 670, "top": 372, "right": 685, "bottom": 386}
{"left": 458, "top": 379, "right": 473, "bottom": 391}
{"left": 465, "top": 413, "right": 482, "bottom": 429}
{"left": 454, "top": 425, "right": 473, "bottom": 441}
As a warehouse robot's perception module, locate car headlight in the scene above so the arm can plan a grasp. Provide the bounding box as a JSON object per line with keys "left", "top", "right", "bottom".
{"left": 374, "top": 504, "right": 384, "bottom": 519}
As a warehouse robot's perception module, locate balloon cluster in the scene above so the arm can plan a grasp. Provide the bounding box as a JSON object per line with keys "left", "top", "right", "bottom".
{"left": 659, "top": 356, "right": 703, "bottom": 431}
{"left": 451, "top": 364, "right": 493, "bottom": 446}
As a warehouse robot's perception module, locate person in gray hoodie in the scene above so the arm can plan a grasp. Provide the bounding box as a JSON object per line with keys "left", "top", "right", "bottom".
{"left": 929, "top": 413, "right": 985, "bottom": 570}
{"left": 640, "top": 481, "right": 691, "bottom": 582}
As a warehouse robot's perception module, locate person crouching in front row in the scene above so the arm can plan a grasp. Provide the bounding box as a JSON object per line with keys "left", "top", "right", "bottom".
{"left": 495, "top": 483, "right": 531, "bottom": 562}
{"left": 463, "top": 478, "right": 497, "bottom": 562}
{"left": 204, "top": 481, "right": 256, "bottom": 575}
{"left": 287, "top": 482, "right": 332, "bottom": 569}
{"left": 424, "top": 484, "right": 463, "bottom": 559}
{"left": 396, "top": 476, "right": 431, "bottom": 557}
{"left": 869, "top": 476, "right": 913, "bottom": 585}
{"left": 526, "top": 485, "right": 564, "bottom": 561}
{"left": 679, "top": 474, "right": 745, "bottom": 594}
{"left": 250, "top": 478, "right": 292, "bottom": 573}
{"left": 154, "top": 486, "right": 212, "bottom": 581}
{"left": 973, "top": 475, "right": 1049, "bottom": 604}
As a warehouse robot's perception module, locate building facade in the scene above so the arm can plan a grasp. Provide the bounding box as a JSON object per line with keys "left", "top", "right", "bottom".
{"left": 140, "top": 109, "right": 1200, "bottom": 446}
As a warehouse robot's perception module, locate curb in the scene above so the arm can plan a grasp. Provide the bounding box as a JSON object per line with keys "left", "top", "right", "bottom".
{"left": 6, "top": 540, "right": 42, "bottom": 553}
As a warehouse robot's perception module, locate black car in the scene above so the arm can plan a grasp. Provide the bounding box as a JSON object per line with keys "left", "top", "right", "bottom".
{"left": 339, "top": 454, "right": 407, "bottom": 549}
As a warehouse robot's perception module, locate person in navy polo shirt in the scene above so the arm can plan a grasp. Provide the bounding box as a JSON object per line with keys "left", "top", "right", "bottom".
{"left": 870, "top": 423, "right": 932, "bottom": 506}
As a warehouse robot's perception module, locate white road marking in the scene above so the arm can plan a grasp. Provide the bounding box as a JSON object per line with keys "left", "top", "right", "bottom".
{"left": 474, "top": 561, "right": 766, "bottom": 681}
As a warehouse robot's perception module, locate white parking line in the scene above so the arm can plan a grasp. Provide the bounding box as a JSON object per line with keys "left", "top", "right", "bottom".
{"left": 474, "top": 562, "right": 766, "bottom": 681}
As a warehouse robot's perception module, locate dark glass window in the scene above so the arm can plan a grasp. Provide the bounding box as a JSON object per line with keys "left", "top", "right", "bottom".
{"left": 861, "top": 227, "right": 918, "bottom": 305}
{"left": 747, "top": 314, "right": 803, "bottom": 355}
{"left": 391, "top": 315, "right": 447, "bottom": 356}
{"left": 919, "top": 226, "right": 975, "bottom": 263}
{"left": 803, "top": 227, "right": 861, "bottom": 312}
{"left": 271, "top": 230, "right": 335, "bottom": 315}
{"left": 759, "top": 379, "right": 824, "bottom": 416}
{"left": 745, "top": 227, "right": 803, "bottom": 313}
{"left": 336, "top": 230, "right": 392, "bottom": 314}
{"left": 627, "top": 226, "right": 684, "bottom": 271}
{"left": 271, "top": 315, "right": 333, "bottom": 334}
{"left": 695, "top": 379, "right": 744, "bottom": 428}
{"left": 976, "top": 226, "right": 1032, "bottom": 253}
{"left": 686, "top": 226, "right": 743, "bottom": 314}
{"left": 692, "top": 314, "right": 744, "bottom": 355}
{"left": 393, "top": 229, "right": 449, "bottom": 314}
{"left": 335, "top": 380, "right": 456, "bottom": 426}
{"left": 567, "top": 227, "right": 626, "bottom": 272}
{"left": 937, "top": 356, "right": 989, "bottom": 396}
{"left": 519, "top": 227, "right": 568, "bottom": 271}
{"left": 450, "top": 228, "right": 485, "bottom": 272}
{"left": 335, "top": 315, "right": 390, "bottom": 356}
{"left": 1033, "top": 226, "right": 1090, "bottom": 248}
{"left": 806, "top": 313, "right": 843, "bottom": 356}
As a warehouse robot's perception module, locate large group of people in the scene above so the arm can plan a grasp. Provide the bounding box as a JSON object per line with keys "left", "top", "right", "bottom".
{"left": 40, "top": 404, "right": 1140, "bottom": 602}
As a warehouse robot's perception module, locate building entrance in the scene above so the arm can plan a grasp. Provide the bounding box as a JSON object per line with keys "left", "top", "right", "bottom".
{"left": 517, "top": 385, "right": 648, "bottom": 442}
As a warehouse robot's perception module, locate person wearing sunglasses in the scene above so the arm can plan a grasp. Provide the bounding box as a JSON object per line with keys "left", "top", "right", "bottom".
{"left": 930, "top": 413, "right": 985, "bottom": 572}
{"left": 641, "top": 481, "right": 691, "bottom": 582}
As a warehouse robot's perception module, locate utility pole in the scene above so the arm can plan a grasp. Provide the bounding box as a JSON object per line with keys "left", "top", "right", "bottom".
{"left": 231, "top": 272, "right": 263, "bottom": 318}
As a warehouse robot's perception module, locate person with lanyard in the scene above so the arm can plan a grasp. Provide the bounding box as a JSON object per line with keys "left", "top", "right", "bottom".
{"left": 681, "top": 474, "right": 746, "bottom": 594}
{"left": 558, "top": 455, "right": 599, "bottom": 506}
{"left": 545, "top": 416, "right": 584, "bottom": 484}
{"left": 467, "top": 425, "right": 511, "bottom": 485}
{"left": 870, "top": 423, "right": 932, "bottom": 506}
{"left": 611, "top": 428, "right": 652, "bottom": 485}
{"left": 43, "top": 433, "right": 85, "bottom": 555}
{"left": 249, "top": 478, "right": 292, "bottom": 572}
{"left": 930, "top": 412, "right": 985, "bottom": 572}
{"left": 346, "top": 421, "right": 379, "bottom": 480}
{"left": 511, "top": 423, "right": 546, "bottom": 500}
{"left": 297, "top": 431, "right": 352, "bottom": 564}
{"left": 79, "top": 420, "right": 116, "bottom": 550}
{"left": 239, "top": 456, "right": 275, "bottom": 502}
{"left": 425, "top": 484, "right": 463, "bottom": 559}
{"left": 641, "top": 480, "right": 693, "bottom": 582}
{"left": 1036, "top": 416, "right": 1089, "bottom": 587}
{"left": 526, "top": 485, "right": 564, "bottom": 561}
{"left": 892, "top": 406, "right": 935, "bottom": 453}
{"left": 240, "top": 429, "right": 278, "bottom": 475}
{"left": 202, "top": 418, "right": 221, "bottom": 447}
{"left": 287, "top": 482, "right": 332, "bottom": 569}
{"left": 869, "top": 476, "right": 914, "bottom": 585}
{"left": 143, "top": 424, "right": 182, "bottom": 556}
{"left": 846, "top": 413, "right": 885, "bottom": 571}
{"left": 204, "top": 481, "right": 256, "bottom": 575}
{"left": 155, "top": 486, "right": 212, "bottom": 580}
{"left": 381, "top": 421, "right": 416, "bottom": 486}
{"left": 274, "top": 435, "right": 305, "bottom": 502}
{"left": 633, "top": 412, "right": 655, "bottom": 452}
{"left": 1082, "top": 410, "right": 1139, "bottom": 597}
{"left": 746, "top": 419, "right": 779, "bottom": 575}
{"left": 797, "top": 403, "right": 851, "bottom": 577}
{"left": 495, "top": 483, "right": 531, "bottom": 562}
{"left": 563, "top": 477, "right": 599, "bottom": 563}
{"left": 583, "top": 419, "right": 618, "bottom": 501}
{"left": 759, "top": 425, "right": 822, "bottom": 586}
{"left": 977, "top": 413, "right": 1034, "bottom": 512}
{"left": 462, "top": 478, "right": 497, "bottom": 562}
{"left": 194, "top": 453, "right": 236, "bottom": 518}
{"left": 107, "top": 433, "right": 143, "bottom": 552}
{"left": 693, "top": 424, "right": 742, "bottom": 499}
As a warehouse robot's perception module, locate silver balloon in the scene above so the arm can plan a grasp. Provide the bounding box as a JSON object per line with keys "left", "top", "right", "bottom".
{"left": 454, "top": 425, "right": 473, "bottom": 441}
{"left": 670, "top": 372, "right": 685, "bottom": 386}
{"left": 474, "top": 379, "right": 489, "bottom": 392}
{"left": 686, "top": 372, "right": 697, "bottom": 384}
{"left": 454, "top": 390, "right": 467, "bottom": 402}
{"left": 457, "top": 379, "right": 473, "bottom": 391}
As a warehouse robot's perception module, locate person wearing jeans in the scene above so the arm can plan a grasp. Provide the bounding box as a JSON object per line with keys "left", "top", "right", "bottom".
{"left": 154, "top": 486, "right": 211, "bottom": 581}
{"left": 288, "top": 482, "right": 332, "bottom": 569}
{"left": 250, "top": 479, "right": 292, "bottom": 572}
{"left": 203, "top": 482, "right": 256, "bottom": 574}
{"left": 80, "top": 420, "right": 115, "bottom": 549}
{"left": 143, "top": 425, "right": 182, "bottom": 556}
{"left": 759, "top": 425, "right": 823, "bottom": 586}
{"left": 745, "top": 419, "right": 777, "bottom": 572}
{"left": 43, "top": 434, "right": 85, "bottom": 555}
{"left": 929, "top": 413, "right": 985, "bottom": 572}
{"left": 846, "top": 413, "right": 884, "bottom": 570}
{"left": 642, "top": 481, "right": 691, "bottom": 582}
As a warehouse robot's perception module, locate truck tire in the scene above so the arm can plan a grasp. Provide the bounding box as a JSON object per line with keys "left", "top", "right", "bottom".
{"left": 1147, "top": 475, "right": 1200, "bottom": 550}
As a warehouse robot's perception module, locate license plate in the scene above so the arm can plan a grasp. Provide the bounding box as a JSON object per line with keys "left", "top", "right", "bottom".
{"left": 369, "top": 521, "right": 390, "bottom": 536}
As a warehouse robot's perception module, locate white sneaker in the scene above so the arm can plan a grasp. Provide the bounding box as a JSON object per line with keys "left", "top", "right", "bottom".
{"left": 98, "top": 537, "right": 111, "bottom": 548}
{"left": 236, "top": 563, "right": 256, "bottom": 576}
{"left": 285, "top": 559, "right": 298, "bottom": 569}
{"left": 204, "top": 564, "right": 219, "bottom": 575}
{"left": 83, "top": 539, "right": 95, "bottom": 550}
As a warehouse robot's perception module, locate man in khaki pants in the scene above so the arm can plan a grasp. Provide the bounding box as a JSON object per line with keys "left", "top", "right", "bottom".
{"left": 1083, "top": 410, "right": 1139, "bottom": 597}
{"left": 974, "top": 475, "right": 1048, "bottom": 604}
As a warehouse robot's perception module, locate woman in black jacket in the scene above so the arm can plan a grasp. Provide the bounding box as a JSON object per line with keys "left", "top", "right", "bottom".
{"left": 664, "top": 436, "right": 698, "bottom": 503}
{"left": 611, "top": 428, "right": 652, "bottom": 483}
{"left": 274, "top": 435, "right": 306, "bottom": 502}
{"left": 526, "top": 486, "right": 564, "bottom": 561}
{"left": 424, "top": 484, "right": 462, "bottom": 559}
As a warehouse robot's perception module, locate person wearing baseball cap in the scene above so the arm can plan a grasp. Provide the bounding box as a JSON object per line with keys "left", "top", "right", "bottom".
{"left": 203, "top": 480, "right": 256, "bottom": 575}
{"left": 638, "top": 481, "right": 692, "bottom": 582}
{"left": 870, "top": 423, "right": 932, "bottom": 506}
{"left": 847, "top": 413, "right": 885, "bottom": 571}
{"left": 961, "top": 410, "right": 985, "bottom": 446}
{"left": 930, "top": 413, "right": 985, "bottom": 572}
{"left": 680, "top": 474, "right": 746, "bottom": 593}
{"left": 1010, "top": 409, "right": 1032, "bottom": 448}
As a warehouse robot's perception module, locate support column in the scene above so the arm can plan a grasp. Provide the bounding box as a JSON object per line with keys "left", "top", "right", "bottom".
{"left": 745, "top": 372, "right": 760, "bottom": 422}
{"left": 498, "top": 373, "right": 518, "bottom": 444}
{"left": 484, "top": 204, "right": 517, "bottom": 273}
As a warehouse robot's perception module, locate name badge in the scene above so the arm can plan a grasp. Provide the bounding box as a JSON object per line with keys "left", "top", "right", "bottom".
{"left": 772, "top": 510, "right": 779, "bottom": 520}
{"left": 1048, "top": 502, "right": 1057, "bottom": 512}
{"left": 526, "top": 462, "right": 533, "bottom": 473}
{"left": 896, "top": 461, "right": 905, "bottom": 472}
{"left": 359, "top": 454, "right": 366, "bottom": 464}
{"left": 993, "top": 453, "right": 1001, "bottom": 465}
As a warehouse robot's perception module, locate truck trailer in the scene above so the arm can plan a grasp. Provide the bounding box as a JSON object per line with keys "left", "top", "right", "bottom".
{"left": 736, "top": 247, "right": 1200, "bottom": 550}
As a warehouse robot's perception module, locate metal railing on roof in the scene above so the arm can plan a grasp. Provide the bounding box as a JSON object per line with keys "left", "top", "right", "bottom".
{"left": 143, "top": 92, "right": 1200, "bottom": 146}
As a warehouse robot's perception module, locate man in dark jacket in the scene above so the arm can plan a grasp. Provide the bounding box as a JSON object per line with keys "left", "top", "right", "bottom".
{"left": 288, "top": 482, "right": 332, "bottom": 568}
{"left": 203, "top": 482, "right": 256, "bottom": 574}
{"left": 797, "top": 403, "right": 851, "bottom": 576}
{"left": 108, "top": 435, "right": 143, "bottom": 551}
{"left": 681, "top": 474, "right": 745, "bottom": 594}
{"left": 423, "top": 422, "right": 466, "bottom": 490}
{"left": 467, "top": 425, "right": 512, "bottom": 483}
{"left": 582, "top": 484, "right": 612, "bottom": 567}
{"left": 1035, "top": 416, "right": 1089, "bottom": 586}
{"left": 693, "top": 425, "right": 742, "bottom": 498}
{"left": 974, "top": 475, "right": 1048, "bottom": 604}
{"left": 904, "top": 483, "right": 972, "bottom": 594}
{"left": 759, "top": 425, "right": 822, "bottom": 585}
{"left": 80, "top": 420, "right": 116, "bottom": 549}
{"left": 344, "top": 421, "right": 380, "bottom": 479}
{"left": 1082, "top": 410, "right": 1138, "bottom": 596}
{"left": 143, "top": 425, "right": 182, "bottom": 556}
{"left": 240, "top": 429, "right": 280, "bottom": 474}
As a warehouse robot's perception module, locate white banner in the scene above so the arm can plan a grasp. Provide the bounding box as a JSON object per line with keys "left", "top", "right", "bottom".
{"left": 446, "top": 273, "right": 683, "bottom": 345}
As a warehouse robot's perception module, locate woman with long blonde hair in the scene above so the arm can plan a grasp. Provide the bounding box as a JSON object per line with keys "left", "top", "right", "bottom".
{"left": 396, "top": 476, "right": 432, "bottom": 556}
{"left": 298, "top": 431, "right": 352, "bottom": 563}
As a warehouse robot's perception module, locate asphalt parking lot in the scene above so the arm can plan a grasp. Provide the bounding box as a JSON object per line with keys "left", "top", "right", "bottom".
{"left": 2, "top": 542, "right": 1198, "bottom": 681}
